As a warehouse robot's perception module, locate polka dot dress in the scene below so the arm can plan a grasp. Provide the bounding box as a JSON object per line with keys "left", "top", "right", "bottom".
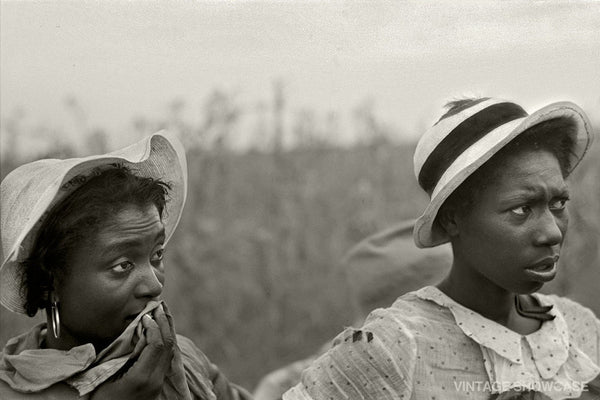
{"left": 283, "top": 287, "right": 600, "bottom": 400}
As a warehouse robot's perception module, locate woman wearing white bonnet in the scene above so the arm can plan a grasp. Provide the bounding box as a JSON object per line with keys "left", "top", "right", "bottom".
{"left": 0, "top": 131, "right": 252, "bottom": 399}
{"left": 283, "top": 98, "right": 600, "bottom": 400}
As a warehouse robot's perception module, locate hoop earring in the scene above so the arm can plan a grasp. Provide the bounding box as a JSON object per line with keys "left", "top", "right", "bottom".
{"left": 50, "top": 300, "right": 60, "bottom": 339}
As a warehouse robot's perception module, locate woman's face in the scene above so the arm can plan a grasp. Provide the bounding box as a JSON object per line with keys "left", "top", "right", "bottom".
{"left": 55, "top": 204, "right": 166, "bottom": 348}
{"left": 452, "top": 148, "right": 570, "bottom": 294}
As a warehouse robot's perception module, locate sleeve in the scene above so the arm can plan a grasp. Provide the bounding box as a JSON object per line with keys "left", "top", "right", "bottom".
{"left": 549, "top": 295, "right": 600, "bottom": 394}
{"left": 594, "top": 317, "right": 600, "bottom": 365}
{"left": 549, "top": 295, "right": 600, "bottom": 364}
{"left": 208, "top": 362, "right": 254, "bottom": 400}
{"left": 589, "top": 319, "right": 600, "bottom": 396}
{"left": 596, "top": 317, "right": 600, "bottom": 364}
{"left": 282, "top": 308, "right": 417, "bottom": 400}
{"left": 254, "top": 357, "right": 319, "bottom": 400}
{"left": 177, "top": 335, "right": 253, "bottom": 400}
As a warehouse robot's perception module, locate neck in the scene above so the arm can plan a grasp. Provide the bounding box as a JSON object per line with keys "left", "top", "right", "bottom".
{"left": 43, "top": 308, "right": 106, "bottom": 352}
{"left": 437, "top": 261, "right": 514, "bottom": 325}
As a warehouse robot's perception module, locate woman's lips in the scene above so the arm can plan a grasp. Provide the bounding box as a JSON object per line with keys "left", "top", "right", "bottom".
{"left": 124, "top": 302, "right": 161, "bottom": 324}
{"left": 124, "top": 311, "right": 144, "bottom": 324}
{"left": 524, "top": 256, "right": 559, "bottom": 282}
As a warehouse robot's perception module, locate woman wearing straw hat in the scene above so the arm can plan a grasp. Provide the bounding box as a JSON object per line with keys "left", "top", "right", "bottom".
{"left": 283, "top": 98, "right": 600, "bottom": 400}
{"left": 0, "top": 132, "right": 251, "bottom": 399}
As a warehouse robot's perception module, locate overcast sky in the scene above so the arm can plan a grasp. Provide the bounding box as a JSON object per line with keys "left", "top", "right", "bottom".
{"left": 1, "top": 0, "right": 599, "bottom": 153}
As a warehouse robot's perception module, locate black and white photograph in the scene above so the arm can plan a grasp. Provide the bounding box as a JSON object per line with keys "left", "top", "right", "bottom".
{"left": 1, "top": 1, "right": 599, "bottom": 399}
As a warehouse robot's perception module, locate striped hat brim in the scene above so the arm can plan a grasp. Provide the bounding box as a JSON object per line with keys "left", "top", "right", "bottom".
{"left": 413, "top": 100, "right": 593, "bottom": 248}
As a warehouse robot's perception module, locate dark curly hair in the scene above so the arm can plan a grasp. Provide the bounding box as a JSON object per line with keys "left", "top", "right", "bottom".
{"left": 20, "top": 166, "right": 171, "bottom": 316}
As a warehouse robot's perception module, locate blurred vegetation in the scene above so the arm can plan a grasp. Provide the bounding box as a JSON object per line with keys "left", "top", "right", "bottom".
{"left": 1, "top": 86, "right": 599, "bottom": 390}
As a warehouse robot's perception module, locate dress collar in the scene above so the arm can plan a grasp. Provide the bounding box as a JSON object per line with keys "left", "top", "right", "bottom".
{"left": 415, "top": 286, "right": 569, "bottom": 378}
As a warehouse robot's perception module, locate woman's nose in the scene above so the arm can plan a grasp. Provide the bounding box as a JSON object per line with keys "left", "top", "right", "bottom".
{"left": 533, "top": 208, "right": 566, "bottom": 248}
{"left": 134, "top": 264, "right": 164, "bottom": 299}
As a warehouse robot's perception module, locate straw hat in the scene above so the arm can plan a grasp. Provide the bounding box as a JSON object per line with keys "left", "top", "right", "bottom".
{"left": 0, "top": 131, "right": 188, "bottom": 314}
{"left": 413, "top": 98, "right": 593, "bottom": 248}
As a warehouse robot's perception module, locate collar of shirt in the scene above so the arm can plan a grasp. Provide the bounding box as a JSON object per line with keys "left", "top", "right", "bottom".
{"left": 0, "top": 323, "right": 96, "bottom": 393}
{"left": 0, "top": 301, "right": 161, "bottom": 395}
{"left": 415, "top": 286, "right": 569, "bottom": 379}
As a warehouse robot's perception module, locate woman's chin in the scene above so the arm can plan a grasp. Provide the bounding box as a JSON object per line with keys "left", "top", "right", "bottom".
{"left": 514, "top": 281, "right": 545, "bottom": 295}
{"left": 86, "top": 326, "right": 130, "bottom": 351}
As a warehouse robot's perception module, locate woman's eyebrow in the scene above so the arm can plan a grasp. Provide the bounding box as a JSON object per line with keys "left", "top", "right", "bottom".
{"left": 155, "top": 228, "right": 166, "bottom": 242}
{"left": 500, "top": 185, "right": 570, "bottom": 203}
{"left": 500, "top": 186, "right": 538, "bottom": 200}
{"left": 555, "top": 186, "right": 571, "bottom": 197}
{"left": 103, "top": 227, "right": 166, "bottom": 254}
{"left": 499, "top": 192, "right": 536, "bottom": 204}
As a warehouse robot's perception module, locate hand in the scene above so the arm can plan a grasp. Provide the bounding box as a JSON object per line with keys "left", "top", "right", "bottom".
{"left": 91, "top": 303, "right": 176, "bottom": 400}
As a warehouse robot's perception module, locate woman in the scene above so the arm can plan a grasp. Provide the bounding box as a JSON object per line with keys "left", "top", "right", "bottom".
{"left": 283, "top": 98, "right": 600, "bottom": 399}
{"left": 0, "top": 132, "right": 252, "bottom": 399}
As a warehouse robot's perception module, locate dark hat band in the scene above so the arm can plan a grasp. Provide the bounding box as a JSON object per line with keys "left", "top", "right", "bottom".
{"left": 418, "top": 102, "right": 528, "bottom": 194}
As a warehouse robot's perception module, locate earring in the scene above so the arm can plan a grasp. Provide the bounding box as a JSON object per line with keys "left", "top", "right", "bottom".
{"left": 50, "top": 296, "right": 60, "bottom": 339}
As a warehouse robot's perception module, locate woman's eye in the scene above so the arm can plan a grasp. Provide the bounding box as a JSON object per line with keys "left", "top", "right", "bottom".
{"left": 510, "top": 205, "right": 531, "bottom": 216}
{"left": 111, "top": 261, "right": 134, "bottom": 273}
{"left": 550, "top": 198, "right": 569, "bottom": 210}
{"left": 151, "top": 248, "right": 165, "bottom": 262}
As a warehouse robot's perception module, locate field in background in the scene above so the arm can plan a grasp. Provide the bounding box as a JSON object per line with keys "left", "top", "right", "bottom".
{"left": 1, "top": 93, "right": 599, "bottom": 390}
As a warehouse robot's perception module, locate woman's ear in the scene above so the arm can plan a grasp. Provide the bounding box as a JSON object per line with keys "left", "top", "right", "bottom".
{"left": 437, "top": 206, "right": 460, "bottom": 238}
{"left": 47, "top": 271, "right": 61, "bottom": 302}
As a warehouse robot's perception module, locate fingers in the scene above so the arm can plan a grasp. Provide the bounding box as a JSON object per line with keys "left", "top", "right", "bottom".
{"left": 135, "top": 314, "right": 168, "bottom": 367}
{"left": 101, "top": 305, "right": 181, "bottom": 397}
{"left": 124, "top": 304, "right": 177, "bottom": 384}
{"left": 144, "top": 310, "right": 175, "bottom": 374}
{"left": 160, "top": 303, "right": 187, "bottom": 384}
{"left": 130, "top": 329, "right": 146, "bottom": 360}
{"left": 152, "top": 304, "right": 175, "bottom": 351}
{"left": 161, "top": 302, "right": 177, "bottom": 337}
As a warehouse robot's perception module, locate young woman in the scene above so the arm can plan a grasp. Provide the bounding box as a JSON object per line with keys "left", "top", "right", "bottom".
{"left": 283, "top": 98, "right": 600, "bottom": 400}
{"left": 0, "top": 132, "right": 251, "bottom": 399}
